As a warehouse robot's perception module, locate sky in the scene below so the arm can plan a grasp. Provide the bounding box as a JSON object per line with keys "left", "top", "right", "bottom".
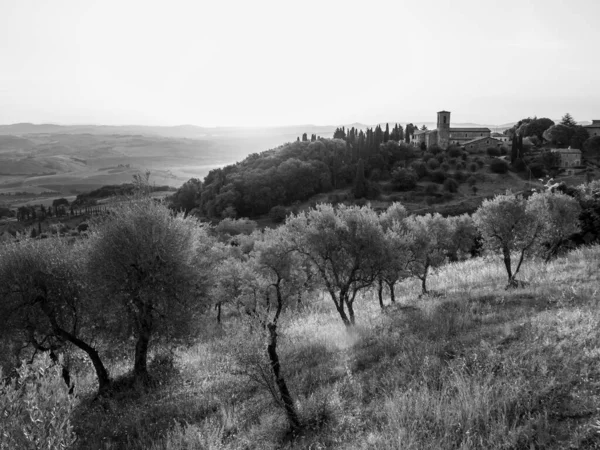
{"left": 1, "top": 0, "right": 599, "bottom": 127}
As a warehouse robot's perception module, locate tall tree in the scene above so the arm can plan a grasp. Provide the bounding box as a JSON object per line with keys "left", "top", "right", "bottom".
{"left": 352, "top": 159, "right": 368, "bottom": 199}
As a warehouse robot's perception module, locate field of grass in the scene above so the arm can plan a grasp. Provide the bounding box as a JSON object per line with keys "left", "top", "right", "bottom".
{"left": 66, "top": 246, "right": 600, "bottom": 449}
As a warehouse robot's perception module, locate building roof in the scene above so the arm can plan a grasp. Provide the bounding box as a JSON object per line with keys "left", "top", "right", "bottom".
{"left": 462, "top": 136, "right": 501, "bottom": 146}
{"left": 437, "top": 110, "right": 451, "bottom": 114}
{"left": 450, "top": 127, "right": 491, "bottom": 132}
{"left": 413, "top": 129, "right": 431, "bottom": 135}
{"left": 584, "top": 120, "right": 600, "bottom": 128}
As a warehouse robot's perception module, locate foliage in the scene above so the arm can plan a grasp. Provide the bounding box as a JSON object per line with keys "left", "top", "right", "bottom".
{"left": 489, "top": 159, "right": 508, "bottom": 174}
{"left": 0, "top": 354, "right": 77, "bottom": 450}
{"left": 443, "top": 178, "right": 459, "bottom": 193}
{"left": 87, "top": 198, "right": 214, "bottom": 383}
{"left": 0, "top": 236, "right": 110, "bottom": 393}
{"left": 473, "top": 193, "right": 545, "bottom": 284}
{"left": 169, "top": 178, "right": 202, "bottom": 214}
{"left": 269, "top": 205, "right": 288, "bottom": 223}
{"left": 583, "top": 136, "right": 600, "bottom": 154}
{"left": 285, "top": 204, "right": 385, "bottom": 325}
{"left": 391, "top": 168, "right": 418, "bottom": 191}
{"left": 527, "top": 191, "right": 581, "bottom": 261}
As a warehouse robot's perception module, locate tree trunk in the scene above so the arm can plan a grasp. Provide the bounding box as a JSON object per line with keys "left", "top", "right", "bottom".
{"left": 40, "top": 300, "right": 111, "bottom": 395}
{"left": 133, "top": 308, "right": 153, "bottom": 384}
{"left": 215, "top": 302, "right": 222, "bottom": 324}
{"left": 502, "top": 245, "right": 513, "bottom": 283}
{"left": 377, "top": 277, "right": 384, "bottom": 310}
{"left": 267, "top": 323, "right": 300, "bottom": 433}
{"left": 386, "top": 280, "right": 396, "bottom": 303}
{"left": 329, "top": 291, "right": 351, "bottom": 326}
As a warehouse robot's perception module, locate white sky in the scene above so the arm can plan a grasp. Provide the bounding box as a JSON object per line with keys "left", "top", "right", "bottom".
{"left": 1, "top": 0, "right": 599, "bottom": 127}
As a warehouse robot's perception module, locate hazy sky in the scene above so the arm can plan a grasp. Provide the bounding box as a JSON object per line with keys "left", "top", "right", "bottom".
{"left": 1, "top": 0, "right": 599, "bottom": 127}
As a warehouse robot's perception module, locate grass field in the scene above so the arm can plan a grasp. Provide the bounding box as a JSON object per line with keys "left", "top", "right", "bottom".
{"left": 67, "top": 245, "right": 600, "bottom": 449}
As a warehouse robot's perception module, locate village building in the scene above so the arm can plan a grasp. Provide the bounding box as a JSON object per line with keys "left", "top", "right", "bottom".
{"left": 463, "top": 136, "right": 503, "bottom": 153}
{"left": 491, "top": 132, "right": 511, "bottom": 143}
{"left": 551, "top": 147, "right": 582, "bottom": 167}
{"left": 584, "top": 120, "right": 600, "bottom": 137}
{"left": 410, "top": 111, "right": 491, "bottom": 150}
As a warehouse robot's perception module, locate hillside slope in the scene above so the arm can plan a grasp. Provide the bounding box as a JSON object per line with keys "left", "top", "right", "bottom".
{"left": 72, "top": 245, "right": 600, "bottom": 449}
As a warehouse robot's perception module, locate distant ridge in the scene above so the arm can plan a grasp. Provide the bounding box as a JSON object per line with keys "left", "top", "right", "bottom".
{"left": 0, "top": 121, "right": 513, "bottom": 139}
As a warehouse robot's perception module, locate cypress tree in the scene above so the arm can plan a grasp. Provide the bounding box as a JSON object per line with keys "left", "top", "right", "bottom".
{"left": 352, "top": 159, "right": 368, "bottom": 199}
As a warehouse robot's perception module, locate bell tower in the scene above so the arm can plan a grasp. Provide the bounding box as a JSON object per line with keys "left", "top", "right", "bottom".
{"left": 437, "top": 110, "right": 451, "bottom": 149}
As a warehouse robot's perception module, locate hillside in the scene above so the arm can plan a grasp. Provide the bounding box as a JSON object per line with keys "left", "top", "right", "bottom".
{"left": 70, "top": 245, "right": 600, "bottom": 449}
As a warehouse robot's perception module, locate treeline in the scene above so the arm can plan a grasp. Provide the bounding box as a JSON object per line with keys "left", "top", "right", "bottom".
{"left": 72, "top": 182, "right": 173, "bottom": 208}
{"left": 1, "top": 181, "right": 598, "bottom": 440}
{"left": 171, "top": 134, "right": 424, "bottom": 218}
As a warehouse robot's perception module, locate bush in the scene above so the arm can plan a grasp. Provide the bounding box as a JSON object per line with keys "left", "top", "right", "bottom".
{"left": 453, "top": 170, "right": 466, "bottom": 183}
{"left": 410, "top": 161, "right": 428, "bottom": 179}
{"left": 486, "top": 147, "right": 501, "bottom": 157}
{"left": 391, "top": 168, "right": 418, "bottom": 191}
{"left": 528, "top": 163, "right": 546, "bottom": 178}
{"left": 429, "top": 145, "right": 443, "bottom": 155}
{"left": 490, "top": 159, "right": 509, "bottom": 174}
{"left": 269, "top": 205, "right": 288, "bottom": 223}
{"left": 430, "top": 169, "right": 447, "bottom": 184}
{"left": 467, "top": 176, "right": 477, "bottom": 187}
{"left": 447, "top": 146, "right": 463, "bottom": 158}
{"left": 444, "top": 178, "right": 459, "bottom": 193}
{"left": 441, "top": 163, "right": 450, "bottom": 171}
{"left": 456, "top": 161, "right": 466, "bottom": 170}
{"left": 0, "top": 355, "right": 77, "bottom": 449}
{"left": 425, "top": 184, "right": 439, "bottom": 194}
{"left": 469, "top": 162, "right": 478, "bottom": 172}
{"left": 427, "top": 158, "right": 440, "bottom": 170}
{"left": 475, "top": 158, "right": 485, "bottom": 168}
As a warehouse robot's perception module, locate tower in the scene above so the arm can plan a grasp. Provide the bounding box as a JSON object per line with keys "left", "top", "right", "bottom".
{"left": 437, "top": 110, "right": 451, "bottom": 149}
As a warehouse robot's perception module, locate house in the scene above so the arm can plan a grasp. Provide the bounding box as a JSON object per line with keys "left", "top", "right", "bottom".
{"left": 462, "top": 136, "right": 503, "bottom": 153}
{"left": 551, "top": 148, "right": 582, "bottom": 167}
{"left": 491, "top": 132, "right": 511, "bottom": 143}
{"left": 584, "top": 120, "right": 600, "bottom": 137}
{"left": 410, "top": 111, "right": 491, "bottom": 150}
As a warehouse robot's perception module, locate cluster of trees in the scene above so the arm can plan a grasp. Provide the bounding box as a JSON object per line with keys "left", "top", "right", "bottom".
{"left": 506, "top": 113, "right": 593, "bottom": 151}
{"left": 179, "top": 136, "right": 423, "bottom": 219}
{"left": 1, "top": 178, "right": 596, "bottom": 434}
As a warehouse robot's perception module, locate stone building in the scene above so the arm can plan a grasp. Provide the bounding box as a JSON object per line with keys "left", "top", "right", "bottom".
{"left": 584, "top": 120, "right": 600, "bottom": 137}
{"left": 551, "top": 148, "right": 582, "bottom": 167}
{"left": 463, "top": 136, "right": 503, "bottom": 153}
{"left": 410, "top": 111, "right": 491, "bottom": 149}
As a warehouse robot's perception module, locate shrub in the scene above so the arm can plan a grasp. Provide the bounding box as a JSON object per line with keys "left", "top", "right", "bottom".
{"left": 410, "top": 161, "right": 428, "bottom": 179}
{"left": 444, "top": 178, "right": 459, "bottom": 193}
{"left": 453, "top": 170, "right": 466, "bottom": 183}
{"left": 467, "top": 176, "right": 477, "bottom": 187}
{"left": 0, "top": 354, "right": 77, "bottom": 449}
{"left": 441, "top": 163, "right": 450, "bottom": 171}
{"left": 490, "top": 159, "right": 509, "bottom": 174}
{"left": 456, "top": 161, "right": 466, "bottom": 170}
{"left": 430, "top": 169, "right": 447, "bottom": 184}
{"left": 429, "top": 144, "right": 443, "bottom": 155}
{"left": 425, "top": 184, "right": 439, "bottom": 194}
{"left": 486, "top": 147, "right": 501, "bottom": 157}
{"left": 475, "top": 158, "right": 485, "bottom": 168}
{"left": 269, "top": 205, "right": 288, "bottom": 223}
{"left": 448, "top": 157, "right": 457, "bottom": 166}
{"left": 447, "top": 146, "right": 463, "bottom": 158}
{"left": 469, "top": 162, "right": 478, "bottom": 172}
{"left": 391, "top": 168, "right": 418, "bottom": 191}
{"left": 427, "top": 158, "right": 440, "bottom": 170}
{"left": 528, "top": 163, "right": 546, "bottom": 178}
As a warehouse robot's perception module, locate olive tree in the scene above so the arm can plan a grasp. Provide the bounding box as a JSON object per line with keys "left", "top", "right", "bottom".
{"left": 377, "top": 202, "right": 412, "bottom": 307}
{"left": 212, "top": 228, "right": 303, "bottom": 433}
{"left": 526, "top": 191, "right": 581, "bottom": 261}
{"left": 285, "top": 204, "right": 386, "bottom": 326}
{"left": 87, "top": 198, "right": 212, "bottom": 384}
{"left": 473, "top": 193, "right": 545, "bottom": 286}
{"left": 0, "top": 237, "right": 111, "bottom": 394}
{"left": 402, "top": 213, "right": 453, "bottom": 295}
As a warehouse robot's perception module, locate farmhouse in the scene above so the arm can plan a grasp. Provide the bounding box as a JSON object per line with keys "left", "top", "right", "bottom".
{"left": 584, "top": 120, "right": 600, "bottom": 137}
{"left": 551, "top": 147, "right": 582, "bottom": 167}
{"left": 463, "top": 136, "right": 503, "bottom": 153}
{"left": 411, "top": 111, "right": 491, "bottom": 150}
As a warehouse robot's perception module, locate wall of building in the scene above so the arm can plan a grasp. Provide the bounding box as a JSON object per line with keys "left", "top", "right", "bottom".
{"left": 464, "top": 137, "right": 502, "bottom": 153}
{"left": 449, "top": 130, "right": 491, "bottom": 146}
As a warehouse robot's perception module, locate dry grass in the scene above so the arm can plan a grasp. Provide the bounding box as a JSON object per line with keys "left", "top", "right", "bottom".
{"left": 69, "top": 245, "right": 600, "bottom": 449}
